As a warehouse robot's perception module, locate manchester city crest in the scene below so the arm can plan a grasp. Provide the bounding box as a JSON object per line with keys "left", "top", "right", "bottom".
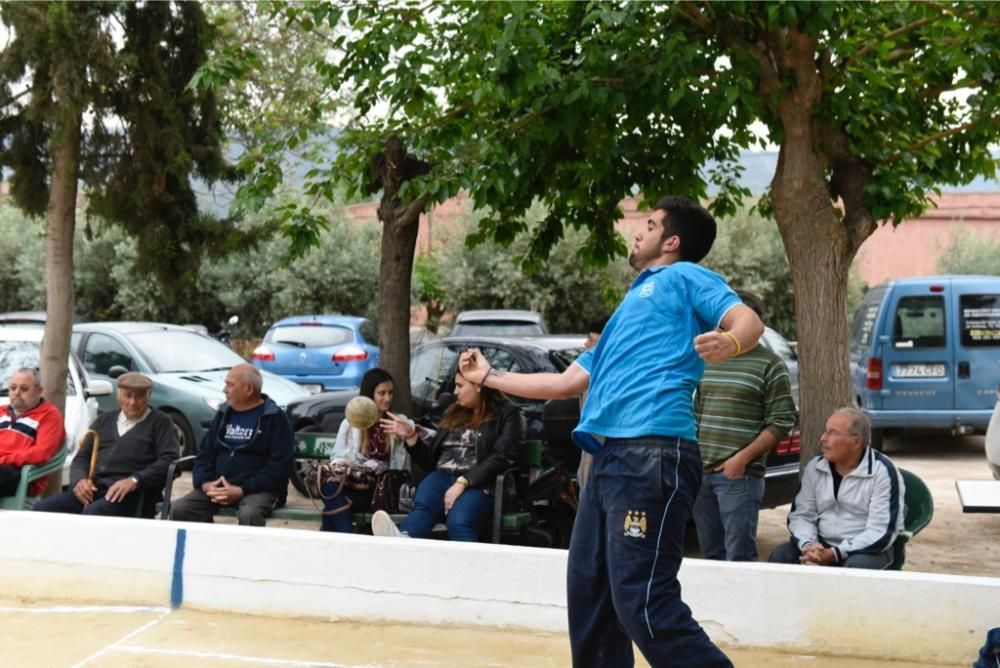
{"left": 623, "top": 510, "right": 647, "bottom": 538}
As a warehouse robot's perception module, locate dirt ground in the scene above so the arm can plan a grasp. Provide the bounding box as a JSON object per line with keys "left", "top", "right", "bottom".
{"left": 755, "top": 431, "right": 999, "bottom": 577}
{"left": 174, "top": 430, "right": 999, "bottom": 578}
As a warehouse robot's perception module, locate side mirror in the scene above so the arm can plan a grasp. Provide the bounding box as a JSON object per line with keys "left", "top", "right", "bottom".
{"left": 86, "top": 379, "right": 114, "bottom": 398}
{"left": 107, "top": 365, "right": 129, "bottom": 379}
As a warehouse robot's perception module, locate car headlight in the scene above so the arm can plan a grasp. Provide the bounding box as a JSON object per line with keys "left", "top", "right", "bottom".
{"left": 203, "top": 397, "right": 222, "bottom": 412}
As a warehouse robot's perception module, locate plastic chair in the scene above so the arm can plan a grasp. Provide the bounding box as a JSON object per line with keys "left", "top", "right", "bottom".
{"left": 490, "top": 439, "right": 542, "bottom": 544}
{"left": 0, "top": 439, "right": 68, "bottom": 510}
{"left": 889, "top": 468, "right": 934, "bottom": 570}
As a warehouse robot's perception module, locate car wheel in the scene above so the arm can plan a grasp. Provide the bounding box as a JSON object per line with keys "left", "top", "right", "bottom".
{"left": 166, "top": 411, "right": 196, "bottom": 457}
{"left": 290, "top": 423, "right": 322, "bottom": 498}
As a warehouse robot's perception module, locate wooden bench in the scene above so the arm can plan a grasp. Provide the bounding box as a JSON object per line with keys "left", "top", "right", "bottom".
{"left": 159, "top": 432, "right": 539, "bottom": 543}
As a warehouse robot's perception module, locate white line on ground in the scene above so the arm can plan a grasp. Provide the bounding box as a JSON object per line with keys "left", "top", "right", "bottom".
{"left": 0, "top": 605, "right": 169, "bottom": 614}
{"left": 69, "top": 608, "right": 172, "bottom": 668}
{"left": 114, "top": 646, "right": 365, "bottom": 667}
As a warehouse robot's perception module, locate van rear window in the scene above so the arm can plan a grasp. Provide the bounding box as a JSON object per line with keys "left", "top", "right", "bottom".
{"left": 959, "top": 294, "right": 1000, "bottom": 347}
{"left": 893, "top": 296, "right": 945, "bottom": 349}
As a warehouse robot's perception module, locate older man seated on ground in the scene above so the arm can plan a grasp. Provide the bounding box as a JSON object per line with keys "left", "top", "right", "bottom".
{"left": 769, "top": 407, "right": 905, "bottom": 569}
{"left": 169, "top": 363, "right": 293, "bottom": 526}
{"left": 35, "top": 372, "right": 178, "bottom": 517}
{"left": 0, "top": 368, "right": 65, "bottom": 501}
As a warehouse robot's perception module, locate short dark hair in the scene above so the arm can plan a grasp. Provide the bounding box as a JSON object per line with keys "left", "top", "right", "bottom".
{"left": 359, "top": 368, "right": 395, "bottom": 400}
{"left": 587, "top": 315, "right": 610, "bottom": 335}
{"left": 654, "top": 196, "right": 717, "bottom": 263}
{"left": 734, "top": 289, "right": 765, "bottom": 320}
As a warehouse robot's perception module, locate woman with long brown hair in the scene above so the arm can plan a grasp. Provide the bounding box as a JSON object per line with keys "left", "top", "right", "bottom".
{"left": 375, "top": 372, "right": 523, "bottom": 541}
{"left": 321, "top": 368, "right": 409, "bottom": 532}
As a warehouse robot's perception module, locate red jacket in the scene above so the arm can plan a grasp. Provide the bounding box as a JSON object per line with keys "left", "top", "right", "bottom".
{"left": 0, "top": 399, "right": 66, "bottom": 496}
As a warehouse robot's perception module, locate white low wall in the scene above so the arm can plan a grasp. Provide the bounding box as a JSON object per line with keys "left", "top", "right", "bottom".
{"left": 0, "top": 511, "right": 995, "bottom": 664}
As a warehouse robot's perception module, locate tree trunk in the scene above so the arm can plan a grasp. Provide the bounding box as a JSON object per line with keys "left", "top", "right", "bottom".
{"left": 370, "top": 137, "right": 429, "bottom": 415}
{"left": 768, "top": 30, "right": 857, "bottom": 463}
{"left": 41, "top": 90, "right": 82, "bottom": 417}
{"left": 39, "top": 71, "right": 83, "bottom": 494}
{"left": 378, "top": 209, "right": 420, "bottom": 414}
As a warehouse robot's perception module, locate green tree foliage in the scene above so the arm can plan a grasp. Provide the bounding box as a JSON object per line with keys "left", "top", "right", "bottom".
{"left": 1, "top": 1, "right": 247, "bottom": 288}
{"left": 1, "top": 1, "right": 249, "bottom": 416}
{"left": 702, "top": 210, "right": 797, "bottom": 339}
{"left": 429, "top": 203, "right": 630, "bottom": 334}
{"left": 290, "top": 1, "right": 999, "bottom": 456}
{"left": 937, "top": 229, "right": 1000, "bottom": 277}
{"left": 0, "top": 204, "right": 46, "bottom": 313}
{"left": 0, "top": 200, "right": 380, "bottom": 339}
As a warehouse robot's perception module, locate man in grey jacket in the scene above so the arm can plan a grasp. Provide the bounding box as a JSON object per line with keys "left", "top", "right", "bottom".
{"left": 769, "top": 407, "right": 905, "bottom": 569}
{"left": 35, "top": 372, "right": 179, "bottom": 517}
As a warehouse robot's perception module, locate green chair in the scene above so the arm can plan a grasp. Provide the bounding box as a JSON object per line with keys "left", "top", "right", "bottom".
{"left": 490, "top": 439, "right": 542, "bottom": 544}
{"left": 889, "top": 468, "right": 934, "bottom": 570}
{"left": 0, "top": 439, "right": 68, "bottom": 511}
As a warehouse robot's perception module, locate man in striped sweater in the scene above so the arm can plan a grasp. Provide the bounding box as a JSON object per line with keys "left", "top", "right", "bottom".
{"left": 0, "top": 368, "right": 66, "bottom": 498}
{"left": 693, "top": 292, "right": 796, "bottom": 561}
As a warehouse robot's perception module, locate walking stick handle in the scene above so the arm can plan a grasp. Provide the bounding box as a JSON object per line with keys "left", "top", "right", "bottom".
{"left": 84, "top": 429, "right": 101, "bottom": 482}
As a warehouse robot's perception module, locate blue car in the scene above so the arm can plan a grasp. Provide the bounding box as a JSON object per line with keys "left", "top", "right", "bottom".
{"left": 251, "top": 315, "right": 380, "bottom": 393}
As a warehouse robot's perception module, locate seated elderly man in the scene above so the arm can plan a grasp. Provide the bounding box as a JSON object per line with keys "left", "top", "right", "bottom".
{"left": 0, "top": 368, "right": 66, "bottom": 500}
{"left": 769, "top": 407, "right": 905, "bottom": 569}
{"left": 35, "top": 372, "right": 178, "bottom": 517}
{"left": 169, "top": 363, "right": 293, "bottom": 526}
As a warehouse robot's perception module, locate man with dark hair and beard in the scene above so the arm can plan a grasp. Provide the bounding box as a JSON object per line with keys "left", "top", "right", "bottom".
{"left": 460, "top": 196, "right": 762, "bottom": 667}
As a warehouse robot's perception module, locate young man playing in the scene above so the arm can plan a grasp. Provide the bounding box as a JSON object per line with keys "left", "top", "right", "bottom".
{"left": 460, "top": 196, "right": 762, "bottom": 667}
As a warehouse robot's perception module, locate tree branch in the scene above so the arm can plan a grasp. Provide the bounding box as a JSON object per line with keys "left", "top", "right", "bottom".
{"left": 839, "top": 13, "right": 943, "bottom": 74}
{"left": 673, "top": 3, "right": 714, "bottom": 34}
{"left": 887, "top": 115, "right": 1000, "bottom": 161}
{"left": 0, "top": 87, "right": 32, "bottom": 109}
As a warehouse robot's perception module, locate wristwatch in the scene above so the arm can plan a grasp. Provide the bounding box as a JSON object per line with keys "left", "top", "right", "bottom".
{"left": 456, "top": 476, "right": 471, "bottom": 489}
{"left": 129, "top": 475, "right": 141, "bottom": 487}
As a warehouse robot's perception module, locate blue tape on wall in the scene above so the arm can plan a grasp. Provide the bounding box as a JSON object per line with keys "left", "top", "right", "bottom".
{"left": 171, "top": 528, "right": 187, "bottom": 608}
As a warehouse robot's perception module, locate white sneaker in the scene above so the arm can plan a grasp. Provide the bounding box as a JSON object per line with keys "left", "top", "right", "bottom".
{"left": 372, "top": 510, "right": 402, "bottom": 538}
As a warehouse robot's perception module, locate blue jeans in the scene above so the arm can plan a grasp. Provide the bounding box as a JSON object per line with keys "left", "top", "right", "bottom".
{"left": 567, "top": 437, "right": 732, "bottom": 668}
{"left": 692, "top": 471, "right": 765, "bottom": 561}
{"left": 401, "top": 470, "right": 492, "bottom": 541}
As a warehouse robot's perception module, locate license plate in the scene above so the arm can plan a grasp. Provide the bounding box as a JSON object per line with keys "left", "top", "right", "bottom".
{"left": 893, "top": 363, "right": 945, "bottom": 378}
{"left": 300, "top": 384, "right": 324, "bottom": 394}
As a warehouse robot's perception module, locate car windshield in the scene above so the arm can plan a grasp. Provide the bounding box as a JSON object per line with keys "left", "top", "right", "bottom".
{"left": 0, "top": 341, "right": 75, "bottom": 396}
{"left": 128, "top": 330, "right": 245, "bottom": 373}
{"left": 268, "top": 325, "right": 354, "bottom": 348}
{"left": 452, "top": 321, "right": 543, "bottom": 336}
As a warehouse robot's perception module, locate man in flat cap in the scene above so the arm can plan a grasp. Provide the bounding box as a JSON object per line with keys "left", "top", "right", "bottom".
{"left": 35, "top": 372, "right": 179, "bottom": 517}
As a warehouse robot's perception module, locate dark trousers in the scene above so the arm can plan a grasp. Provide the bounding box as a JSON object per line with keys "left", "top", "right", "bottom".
{"left": 34, "top": 487, "right": 144, "bottom": 517}
{"left": 169, "top": 488, "right": 277, "bottom": 527}
{"left": 769, "top": 538, "right": 895, "bottom": 569}
{"left": 0, "top": 464, "right": 22, "bottom": 496}
{"left": 320, "top": 483, "right": 372, "bottom": 533}
{"left": 567, "top": 437, "right": 732, "bottom": 668}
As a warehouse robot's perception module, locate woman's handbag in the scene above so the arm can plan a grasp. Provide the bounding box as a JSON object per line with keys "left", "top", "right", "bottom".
{"left": 370, "top": 469, "right": 412, "bottom": 514}
{"left": 299, "top": 461, "right": 376, "bottom": 516}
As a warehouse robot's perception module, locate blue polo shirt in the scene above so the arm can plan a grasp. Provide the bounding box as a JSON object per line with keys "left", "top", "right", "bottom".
{"left": 572, "top": 261, "right": 740, "bottom": 453}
